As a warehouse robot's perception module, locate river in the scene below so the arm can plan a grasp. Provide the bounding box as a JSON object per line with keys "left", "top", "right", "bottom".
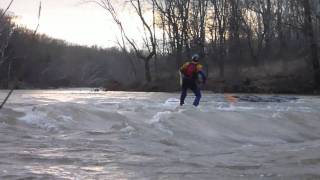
{"left": 0, "top": 89, "right": 320, "bottom": 179}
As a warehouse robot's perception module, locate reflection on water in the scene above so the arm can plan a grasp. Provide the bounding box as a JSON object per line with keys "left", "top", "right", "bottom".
{"left": 0, "top": 89, "right": 320, "bottom": 179}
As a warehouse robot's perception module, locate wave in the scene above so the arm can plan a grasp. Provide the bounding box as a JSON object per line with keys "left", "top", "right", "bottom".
{"left": 1, "top": 93, "right": 318, "bottom": 147}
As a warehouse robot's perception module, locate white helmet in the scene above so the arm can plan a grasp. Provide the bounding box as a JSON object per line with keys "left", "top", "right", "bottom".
{"left": 192, "top": 54, "right": 200, "bottom": 61}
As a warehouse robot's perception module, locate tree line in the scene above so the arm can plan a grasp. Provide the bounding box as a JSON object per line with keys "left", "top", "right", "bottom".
{"left": 0, "top": 9, "right": 146, "bottom": 89}
{"left": 1, "top": 0, "right": 320, "bottom": 93}
{"left": 96, "top": 0, "right": 320, "bottom": 92}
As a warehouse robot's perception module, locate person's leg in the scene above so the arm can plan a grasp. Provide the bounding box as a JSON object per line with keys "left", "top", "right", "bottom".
{"left": 191, "top": 85, "right": 202, "bottom": 106}
{"left": 180, "top": 82, "right": 188, "bottom": 106}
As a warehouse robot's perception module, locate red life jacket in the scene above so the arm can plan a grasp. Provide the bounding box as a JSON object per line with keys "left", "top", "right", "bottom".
{"left": 183, "top": 63, "right": 197, "bottom": 78}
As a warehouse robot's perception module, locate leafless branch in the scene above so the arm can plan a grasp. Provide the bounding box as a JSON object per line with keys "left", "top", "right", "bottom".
{"left": 0, "top": 0, "right": 14, "bottom": 21}
{"left": 33, "top": 1, "right": 42, "bottom": 36}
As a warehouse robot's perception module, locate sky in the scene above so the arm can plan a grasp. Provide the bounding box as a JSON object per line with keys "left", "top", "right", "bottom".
{"left": 0, "top": 0, "right": 143, "bottom": 48}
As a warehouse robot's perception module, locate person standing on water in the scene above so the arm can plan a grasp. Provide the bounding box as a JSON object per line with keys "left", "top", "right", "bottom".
{"left": 179, "top": 54, "right": 206, "bottom": 106}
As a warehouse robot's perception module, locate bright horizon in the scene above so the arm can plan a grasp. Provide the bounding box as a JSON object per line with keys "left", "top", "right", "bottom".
{"left": 0, "top": 0, "right": 144, "bottom": 48}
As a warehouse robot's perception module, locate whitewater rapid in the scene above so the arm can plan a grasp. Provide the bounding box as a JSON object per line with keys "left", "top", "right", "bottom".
{"left": 0, "top": 89, "right": 320, "bottom": 179}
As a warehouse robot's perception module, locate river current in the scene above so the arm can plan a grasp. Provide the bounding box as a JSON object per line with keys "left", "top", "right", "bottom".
{"left": 0, "top": 89, "right": 320, "bottom": 179}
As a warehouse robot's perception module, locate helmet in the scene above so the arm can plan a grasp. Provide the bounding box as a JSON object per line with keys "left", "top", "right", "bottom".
{"left": 192, "top": 54, "right": 200, "bottom": 61}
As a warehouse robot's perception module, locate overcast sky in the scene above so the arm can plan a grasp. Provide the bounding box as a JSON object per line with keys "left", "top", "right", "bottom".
{"left": 0, "top": 0, "right": 142, "bottom": 48}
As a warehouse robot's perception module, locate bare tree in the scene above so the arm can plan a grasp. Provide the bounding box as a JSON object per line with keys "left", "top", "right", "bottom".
{"left": 275, "top": 0, "right": 286, "bottom": 53}
{"left": 92, "top": 0, "right": 156, "bottom": 82}
{"left": 33, "top": 1, "right": 42, "bottom": 36}
{"left": 1, "top": 1, "right": 42, "bottom": 110}
{"left": 130, "top": 0, "right": 157, "bottom": 82}
{"left": 115, "top": 35, "right": 138, "bottom": 81}
{"left": 0, "top": 0, "right": 14, "bottom": 21}
{"left": 189, "top": 0, "right": 209, "bottom": 57}
{"left": 302, "top": 0, "right": 320, "bottom": 87}
{"left": 0, "top": 0, "right": 15, "bottom": 80}
{"left": 153, "top": 0, "right": 191, "bottom": 67}
{"left": 228, "top": 0, "right": 241, "bottom": 56}
{"left": 210, "top": 0, "right": 228, "bottom": 77}
{"left": 0, "top": 0, "right": 15, "bottom": 110}
{"left": 0, "top": 17, "right": 13, "bottom": 68}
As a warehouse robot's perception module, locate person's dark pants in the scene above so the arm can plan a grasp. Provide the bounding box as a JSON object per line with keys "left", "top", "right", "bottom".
{"left": 180, "top": 78, "right": 202, "bottom": 106}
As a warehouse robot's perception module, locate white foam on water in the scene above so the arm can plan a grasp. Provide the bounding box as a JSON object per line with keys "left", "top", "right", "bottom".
{"left": 17, "top": 107, "right": 59, "bottom": 131}
{"left": 120, "top": 125, "right": 135, "bottom": 133}
{"left": 150, "top": 111, "right": 172, "bottom": 124}
{"left": 149, "top": 111, "right": 174, "bottom": 135}
{"left": 217, "top": 104, "right": 237, "bottom": 111}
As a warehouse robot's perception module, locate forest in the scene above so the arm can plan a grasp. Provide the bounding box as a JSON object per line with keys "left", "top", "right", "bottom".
{"left": 1, "top": 0, "right": 320, "bottom": 93}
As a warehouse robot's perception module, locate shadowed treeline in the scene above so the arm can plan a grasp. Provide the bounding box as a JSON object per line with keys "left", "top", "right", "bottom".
{"left": 0, "top": 21, "right": 144, "bottom": 89}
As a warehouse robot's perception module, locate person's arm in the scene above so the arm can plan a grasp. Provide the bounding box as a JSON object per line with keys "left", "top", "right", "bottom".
{"left": 199, "top": 71, "right": 206, "bottom": 84}
{"left": 197, "top": 64, "right": 206, "bottom": 84}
